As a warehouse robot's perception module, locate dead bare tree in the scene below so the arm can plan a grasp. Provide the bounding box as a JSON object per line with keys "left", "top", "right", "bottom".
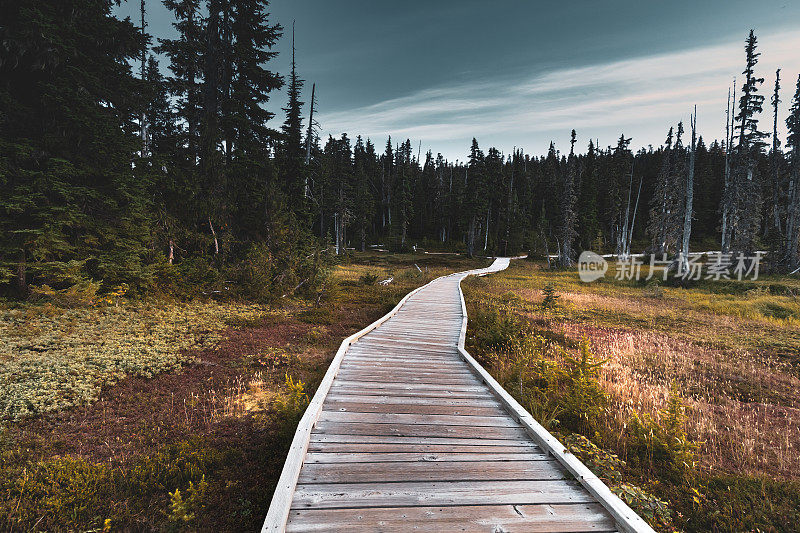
{"left": 722, "top": 79, "right": 736, "bottom": 254}
{"left": 680, "top": 106, "right": 697, "bottom": 271}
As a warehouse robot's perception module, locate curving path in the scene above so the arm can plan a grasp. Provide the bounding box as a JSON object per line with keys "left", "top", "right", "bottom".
{"left": 263, "top": 258, "right": 653, "bottom": 532}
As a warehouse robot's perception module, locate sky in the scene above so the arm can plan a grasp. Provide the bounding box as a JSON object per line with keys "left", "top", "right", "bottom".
{"left": 114, "top": 0, "right": 800, "bottom": 160}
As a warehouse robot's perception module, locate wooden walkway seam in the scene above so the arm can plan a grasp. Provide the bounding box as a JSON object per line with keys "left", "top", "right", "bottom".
{"left": 263, "top": 258, "right": 654, "bottom": 532}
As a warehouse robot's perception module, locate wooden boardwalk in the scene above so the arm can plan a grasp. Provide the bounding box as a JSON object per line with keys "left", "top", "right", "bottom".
{"left": 264, "top": 258, "right": 654, "bottom": 532}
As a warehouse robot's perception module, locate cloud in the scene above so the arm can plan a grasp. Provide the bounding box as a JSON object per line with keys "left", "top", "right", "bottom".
{"left": 318, "top": 29, "right": 800, "bottom": 157}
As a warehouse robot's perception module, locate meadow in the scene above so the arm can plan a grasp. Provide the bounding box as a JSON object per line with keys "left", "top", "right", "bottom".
{"left": 0, "top": 251, "right": 488, "bottom": 532}
{"left": 462, "top": 259, "right": 800, "bottom": 532}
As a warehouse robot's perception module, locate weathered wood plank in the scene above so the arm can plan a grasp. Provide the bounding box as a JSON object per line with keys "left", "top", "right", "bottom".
{"left": 319, "top": 410, "right": 521, "bottom": 428}
{"left": 306, "top": 443, "right": 541, "bottom": 454}
{"left": 331, "top": 375, "right": 483, "bottom": 386}
{"left": 303, "top": 452, "right": 549, "bottom": 464}
{"left": 333, "top": 372, "right": 482, "bottom": 384}
{"left": 329, "top": 385, "right": 489, "bottom": 399}
{"left": 312, "top": 421, "right": 530, "bottom": 440}
{"left": 340, "top": 359, "right": 469, "bottom": 369}
{"left": 291, "top": 480, "right": 596, "bottom": 509}
{"left": 297, "top": 459, "right": 566, "bottom": 484}
{"left": 336, "top": 367, "right": 476, "bottom": 378}
{"left": 331, "top": 380, "right": 486, "bottom": 393}
{"left": 325, "top": 394, "right": 502, "bottom": 407}
{"left": 308, "top": 434, "right": 534, "bottom": 447}
{"left": 323, "top": 401, "right": 507, "bottom": 417}
{"left": 285, "top": 503, "right": 617, "bottom": 532}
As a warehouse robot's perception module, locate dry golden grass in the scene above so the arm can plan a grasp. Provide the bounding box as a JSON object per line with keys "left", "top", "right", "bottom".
{"left": 466, "top": 260, "right": 800, "bottom": 481}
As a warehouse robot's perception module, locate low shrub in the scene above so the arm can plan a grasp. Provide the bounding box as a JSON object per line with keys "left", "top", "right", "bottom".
{"left": 1, "top": 434, "right": 222, "bottom": 531}
{"left": 297, "top": 307, "right": 333, "bottom": 325}
{"left": 487, "top": 332, "right": 606, "bottom": 435}
{"left": 358, "top": 272, "right": 379, "bottom": 285}
{"left": 168, "top": 475, "right": 208, "bottom": 529}
{"left": 627, "top": 382, "right": 699, "bottom": 485}
{"left": 273, "top": 374, "right": 310, "bottom": 441}
{"left": 541, "top": 283, "right": 560, "bottom": 309}
{"left": 685, "top": 474, "right": 800, "bottom": 532}
{"left": 28, "top": 279, "right": 101, "bottom": 308}
{"left": 562, "top": 434, "right": 674, "bottom": 530}
{"left": 0, "top": 302, "right": 268, "bottom": 420}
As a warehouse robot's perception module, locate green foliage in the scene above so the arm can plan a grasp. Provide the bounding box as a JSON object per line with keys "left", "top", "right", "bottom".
{"left": 470, "top": 309, "right": 608, "bottom": 432}
{"left": 1, "top": 436, "right": 220, "bottom": 531}
{"left": 613, "top": 483, "right": 674, "bottom": 529}
{"left": 0, "top": 0, "right": 153, "bottom": 296}
{"left": 28, "top": 280, "right": 101, "bottom": 308}
{"left": 685, "top": 474, "right": 800, "bottom": 532}
{"left": 359, "top": 272, "right": 380, "bottom": 285}
{"left": 541, "top": 283, "right": 560, "bottom": 309}
{"left": 643, "top": 280, "right": 664, "bottom": 298}
{"left": 0, "top": 302, "right": 268, "bottom": 419}
{"left": 168, "top": 475, "right": 208, "bottom": 527}
{"left": 467, "top": 305, "right": 531, "bottom": 357}
{"left": 273, "top": 374, "right": 310, "bottom": 440}
{"left": 562, "top": 433, "right": 624, "bottom": 484}
{"left": 627, "top": 382, "right": 699, "bottom": 484}
{"left": 562, "top": 434, "right": 675, "bottom": 530}
{"left": 297, "top": 307, "right": 333, "bottom": 325}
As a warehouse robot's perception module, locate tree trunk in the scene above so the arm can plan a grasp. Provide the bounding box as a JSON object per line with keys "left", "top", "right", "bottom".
{"left": 334, "top": 213, "right": 340, "bottom": 255}
{"left": 139, "top": 0, "right": 148, "bottom": 156}
{"left": 681, "top": 107, "right": 697, "bottom": 271}
{"left": 722, "top": 82, "right": 735, "bottom": 254}
{"left": 772, "top": 69, "right": 782, "bottom": 239}
{"left": 787, "top": 161, "right": 799, "bottom": 269}
{"left": 168, "top": 239, "right": 175, "bottom": 264}
{"left": 208, "top": 217, "right": 219, "bottom": 255}
{"left": 16, "top": 250, "right": 27, "bottom": 295}
{"left": 620, "top": 165, "right": 634, "bottom": 259}
{"left": 467, "top": 215, "right": 476, "bottom": 257}
{"left": 628, "top": 176, "right": 643, "bottom": 257}
{"left": 484, "top": 204, "right": 490, "bottom": 251}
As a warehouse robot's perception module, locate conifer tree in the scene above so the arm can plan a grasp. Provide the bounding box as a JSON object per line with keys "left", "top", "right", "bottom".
{"left": 558, "top": 130, "right": 579, "bottom": 266}
{"left": 281, "top": 22, "right": 306, "bottom": 208}
{"left": 576, "top": 140, "right": 600, "bottom": 250}
{"left": 157, "top": 0, "right": 202, "bottom": 167}
{"left": 381, "top": 138, "right": 394, "bottom": 230}
{"left": 609, "top": 135, "right": 633, "bottom": 256}
{"left": 466, "top": 138, "right": 486, "bottom": 257}
{"left": 352, "top": 136, "right": 375, "bottom": 251}
{"left": 728, "top": 30, "right": 767, "bottom": 252}
{"left": 0, "top": 0, "right": 151, "bottom": 293}
{"left": 394, "top": 139, "right": 415, "bottom": 248}
{"left": 770, "top": 69, "right": 783, "bottom": 239}
{"left": 786, "top": 74, "right": 800, "bottom": 271}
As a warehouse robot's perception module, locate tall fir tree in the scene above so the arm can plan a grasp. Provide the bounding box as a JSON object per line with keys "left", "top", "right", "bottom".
{"left": 280, "top": 22, "right": 306, "bottom": 209}
{"left": 728, "top": 30, "right": 767, "bottom": 252}
{"left": 786, "top": 74, "right": 800, "bottom": 270}
{"left": 0, "top": 0, "right": 152, "bottom": 294}
{"left": 558, "top": 130, "right": 579, "bottom": 266}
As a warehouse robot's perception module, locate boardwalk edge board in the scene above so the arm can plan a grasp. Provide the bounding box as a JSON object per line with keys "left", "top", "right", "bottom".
{"left": 263, "top": 257, "right": 655, "bottom": 532}
{"left": 261, "top": 269, "right": 468, "bottom": 532}
{"left": 455, "top": 263, "right": 656, "bottom": 533}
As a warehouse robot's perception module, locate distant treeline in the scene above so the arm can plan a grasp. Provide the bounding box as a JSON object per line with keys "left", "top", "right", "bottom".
{"left": 1, "top": 1, "right": 799, "bottom": 299}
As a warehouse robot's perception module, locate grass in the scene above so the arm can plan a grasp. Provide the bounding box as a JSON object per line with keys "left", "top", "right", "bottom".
{"left": 0, "top": 250, "right": 488, "bottom": 532}
{"left": 462, "top": 259, "right": 800, "bottom": 532}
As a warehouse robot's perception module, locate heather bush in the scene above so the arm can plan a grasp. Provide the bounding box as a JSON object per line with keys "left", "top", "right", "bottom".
{"left": 0, "top": 302, "right": 268, "bottom": 420}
